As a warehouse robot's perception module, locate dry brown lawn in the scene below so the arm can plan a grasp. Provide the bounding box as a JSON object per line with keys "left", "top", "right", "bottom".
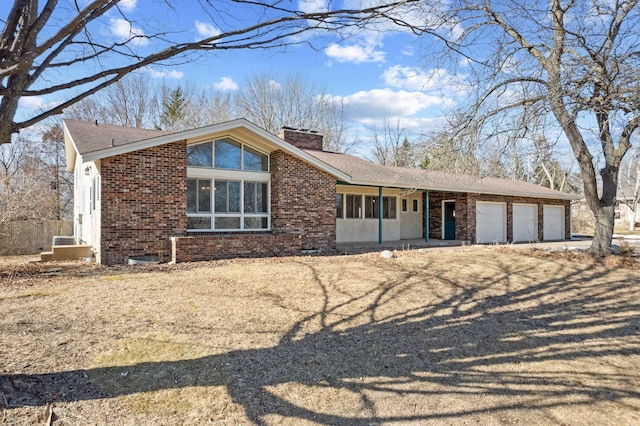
{"left": 1, "top": 247, "right": 640, "bottom": 425}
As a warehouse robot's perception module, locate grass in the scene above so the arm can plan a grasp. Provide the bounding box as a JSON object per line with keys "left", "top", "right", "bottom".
{"left": 1, "top": 247, "right": 640, "bottom": 425}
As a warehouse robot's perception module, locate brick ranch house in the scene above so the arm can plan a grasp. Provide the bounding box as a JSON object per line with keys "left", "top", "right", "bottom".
{"left": 63, "top": 118, "right": 574, "bottom": 265}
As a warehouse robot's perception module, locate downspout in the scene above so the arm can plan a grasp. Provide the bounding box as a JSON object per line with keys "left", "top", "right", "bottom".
{"left": 378, "top": 186, "right": 383, "bottom": 244}
{"left": 425, "top": 190, "right": 429, "bottom": 243}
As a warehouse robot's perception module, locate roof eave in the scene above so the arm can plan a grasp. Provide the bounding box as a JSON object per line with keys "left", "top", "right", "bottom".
{"left": 344, "top": 179, "right": 576, "bottom": 200}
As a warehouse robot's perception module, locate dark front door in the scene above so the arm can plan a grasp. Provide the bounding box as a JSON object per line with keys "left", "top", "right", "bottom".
{"left": 444, "top": 201, "right": 456, "bottom": 240}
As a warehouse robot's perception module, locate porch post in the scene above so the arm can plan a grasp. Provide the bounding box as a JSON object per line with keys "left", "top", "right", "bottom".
{"left": 378, "top": 186, "right": 383, "bottom": 244}
{"left": 425, "top": 190, "right": 429, "bottom": 243}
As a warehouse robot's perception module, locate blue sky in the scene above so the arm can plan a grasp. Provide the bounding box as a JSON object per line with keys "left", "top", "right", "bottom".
{"left": 4, "top": 0, "right": 468, "bottom": 142}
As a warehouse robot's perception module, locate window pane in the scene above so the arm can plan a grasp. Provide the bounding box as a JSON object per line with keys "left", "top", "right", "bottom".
{"left": 336, "top": 194, "right": 344, "bottom": 218}
{"left": 413, "top": 199, "right": 419, "bottom": 212}
{"left": 244, "top": 217, "right": 268, "bottom": 229}
{"left": 365, "top": 196, "right": 378, "bottom": 219}
{"left": 215, "top": 217, "right": 241, "bottom": 229}
{"left": 214, "top": 139, "right": 241, "bottom": 169}
{"left": 346, "top": 195, "right": 362, "bottom": 219}
{"left": 187, "top": 216, "right": 211, "bottom": 229}
{"left": 187, "top": 142, "right": 212, "bottom": 167}
{"left": 187, "top": 179, "right": 197, "bottom": 213}
{"left": 384, "top": 197, "right": 397, "bottom": 219}
{"left": 258, "top": 182, "right": 268, "bottom": 213}
{"left": 244, "top": 146, "right": 268, "bottom": 171}
{"left": 215, "top": 180, "right": 227, "bottom": 212}
{"left": 228, "top": 181, "right": 240, "bottom": 213}
{"left": 402, "top": 199, "right": 407, "bottom": 212}
{"left": 198, "top": 179, "right": 211, "bottom": 213}
{"left": 244, "top": 182, "right": 256, "bottom": 213}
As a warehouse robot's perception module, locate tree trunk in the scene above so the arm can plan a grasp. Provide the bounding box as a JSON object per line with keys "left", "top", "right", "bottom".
{"left": 629, "top": 207, "right": 637, "bottom": 232}
{"left": 590, "top": 204, "right": 615, "bottom": 256}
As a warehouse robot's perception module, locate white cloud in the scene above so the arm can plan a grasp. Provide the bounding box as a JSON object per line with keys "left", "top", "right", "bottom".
{"left": 325, "top": 43, "right": 385, "bottom": 64}
{"left": 118, "top": 0, "right": 137, "bottom": 12}
{"left": 109, "top": 18, "right": 148, "bottom": 46}
{"left": 195, "top": 21, "right": 221, "bottom": 39}
{"left": 18, "top": 96, "right": 59, "bottom": 111}
{"left": 146, "top": 68, "right": 184, "bottom": 79}
{"left": 213, "top": 77, "right": 238, "bottom": 91}
{"left": 382, "top": 65, "right": 468, "bottom": 95}
{"left": 299, "top": 0, "right": 328, "bottom": 13}
{"left": 329, "top": 88, "right": 454, "bottom": 120}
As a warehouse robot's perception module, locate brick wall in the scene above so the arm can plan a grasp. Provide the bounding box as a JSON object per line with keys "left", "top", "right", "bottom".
{"left": 270, "top": 150, "right": 337, "bottom": 252}
{"left": 428, "top": 192, "right": 470, "bottom": 241}
{"left": 171, "top": 234, "right": 301, "bottom": 262}
{"left": 100, "top": 141, "right": 187, "bottom": 265}
{"left": 169, "top": 149, "right": 337, "bottom": 263}
{"left": 428, "top": 192, "right": 571, "bottom": 243}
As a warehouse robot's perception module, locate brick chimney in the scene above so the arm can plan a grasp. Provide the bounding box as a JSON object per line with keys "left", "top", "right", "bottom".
{"left": 278, "top": 127, "right": 324, "bottom": 151}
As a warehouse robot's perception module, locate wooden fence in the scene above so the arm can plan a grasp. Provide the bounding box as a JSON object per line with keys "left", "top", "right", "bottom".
{"left": 0, "top": 220, "right": 74, "bottom": 255}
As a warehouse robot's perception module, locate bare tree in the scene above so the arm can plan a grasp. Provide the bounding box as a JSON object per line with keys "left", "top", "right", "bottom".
{"left": 66, "top": 74, "right": 158, "bottom": 128}
{"left": 41, "top": 123, "right": 73, "bottom": 220}
{"left": 0, "top": 0, "right": 425, "bottom": 145}
{"left": 431, "top": 0, "right": 640, "bottom": 255}
{"left": 368, "top": 118, "right": 416, "bottom": 166}
{"left": 420, "top": 113, "right": 482, "bottom": 175}
{"left": 235, "top": 73, "right": 349, "bottom": 150}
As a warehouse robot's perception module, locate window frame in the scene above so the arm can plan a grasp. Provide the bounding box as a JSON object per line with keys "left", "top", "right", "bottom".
{"left": 187, "top": 139, "right": 271, "bottom": 232}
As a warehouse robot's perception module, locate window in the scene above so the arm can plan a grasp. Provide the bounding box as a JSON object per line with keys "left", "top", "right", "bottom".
{"left": 214, "top": 139, "right": 242, "bottom": 169}
{"left": 402, "top": 199, "right": 408, "bottom": 212}
{"left": 365, "top": 196, "right": 378, "bottom": 219}
{"left": 413, "top": 199, "right": 419, "bottom": 212}
{"left": 244, "top": 146, "right": 269, "bottom": 171}
{"left": 187, "top": 139, "right": 268, "bottom": 172}
{"left": 336, "top": 194, "right": 344, "bottom": 218}
{"left": 187, "top": 142, "right": 212, "bottom": 167}
{"left": 383, "top": 197, "right": 397, "bottom": 219}
{"left": 187, "top": 178, "right": 269, "bottom": 231}
{"left": 365, "top": 196, "right": 396, "bottom": 219}
{"left": 187, "top": 140, "right": 270, "bottom": 231}
{"left": 346, "top": 194, "right": 362, "bottom": 219}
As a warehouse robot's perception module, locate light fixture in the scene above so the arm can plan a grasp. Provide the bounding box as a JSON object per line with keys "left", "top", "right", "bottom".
{"left": 84, "top": 166, "right": 91, "bottom": 176}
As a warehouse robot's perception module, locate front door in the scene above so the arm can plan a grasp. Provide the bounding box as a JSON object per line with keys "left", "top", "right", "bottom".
{"left": 444, "top": 201, "right": 456, "bottom": 240}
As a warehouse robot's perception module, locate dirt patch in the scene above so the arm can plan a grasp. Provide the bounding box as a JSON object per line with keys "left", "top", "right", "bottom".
{"left": 1, "top": 248, "right": 640, "bottom": 425}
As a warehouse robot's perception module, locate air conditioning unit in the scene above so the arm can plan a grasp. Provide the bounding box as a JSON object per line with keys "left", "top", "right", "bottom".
{"left": 52, "top": 236, "right": 75, "bottom": 246}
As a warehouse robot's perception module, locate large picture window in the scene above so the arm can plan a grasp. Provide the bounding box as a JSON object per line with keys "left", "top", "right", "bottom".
{"left": 187, "top": 139, "right": 270, "bottom": 231}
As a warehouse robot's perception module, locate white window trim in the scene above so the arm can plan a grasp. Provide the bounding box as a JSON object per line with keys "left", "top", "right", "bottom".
{"left": 186, "top": 139, "right": 271, "bottom": 232}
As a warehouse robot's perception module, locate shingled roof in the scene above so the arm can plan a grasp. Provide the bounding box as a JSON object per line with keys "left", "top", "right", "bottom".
{"left": 64, "top": 120, "right": 168, "bottom": 155}
{"left": 64, "top": 118, "right": 574, "bottom": 200}
{"left": 306, "top": 149, "right": 575, "bottom": 200}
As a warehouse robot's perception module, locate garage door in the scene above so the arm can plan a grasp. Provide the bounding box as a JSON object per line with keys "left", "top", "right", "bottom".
{"left": 476, "top": 202, "right": 506, "bottom": 243}
{"left": 513, "top": 204, "right": 538, "bottom": 243}
{"left": 543, "top": 205, "right": 564, "bottom": 241}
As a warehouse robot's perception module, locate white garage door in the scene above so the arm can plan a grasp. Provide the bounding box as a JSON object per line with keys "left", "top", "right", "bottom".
{"left": 476, "top": 202, "right": 507, "bottom": 243}
{"left": 543, "top": 205, "right": 564, "bottom": 241}
{"left": 513, "top": 204, "right": 538, "bottom": 243}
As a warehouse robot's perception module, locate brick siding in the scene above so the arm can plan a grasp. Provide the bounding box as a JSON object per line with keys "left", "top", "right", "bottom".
{"left": 100, "top": 141, "right": 187, "bottom": 265}
{"left": 171, "top": 234, "right": 301, "bottom": 262}
{"left": 100, "top": 143, "right": 337, "bottom": 264}
{"left": 277, "top": 128, "right": 324, "bottom": 150}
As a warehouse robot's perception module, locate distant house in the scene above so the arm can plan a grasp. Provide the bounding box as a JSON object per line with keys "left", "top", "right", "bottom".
{"left": 615, "top": 182, "right": 639, "bottom": 229}
{"left": 63, "top": 118, "right": 574, "bottom": 265}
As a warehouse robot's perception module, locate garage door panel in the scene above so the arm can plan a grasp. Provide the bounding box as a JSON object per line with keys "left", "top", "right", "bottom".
{"left": 513, "top": 204, "right": 538, "bottom": 243}
{"left": 476, "top": 202, "right": 506, "bottom": 243}
{"left": 543, "top": 205, "right": 564, "bottom": 241}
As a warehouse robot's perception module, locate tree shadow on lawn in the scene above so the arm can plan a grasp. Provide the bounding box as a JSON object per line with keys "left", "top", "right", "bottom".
{"left": 3, "top": 256, "right": 640, "bottom": 424}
